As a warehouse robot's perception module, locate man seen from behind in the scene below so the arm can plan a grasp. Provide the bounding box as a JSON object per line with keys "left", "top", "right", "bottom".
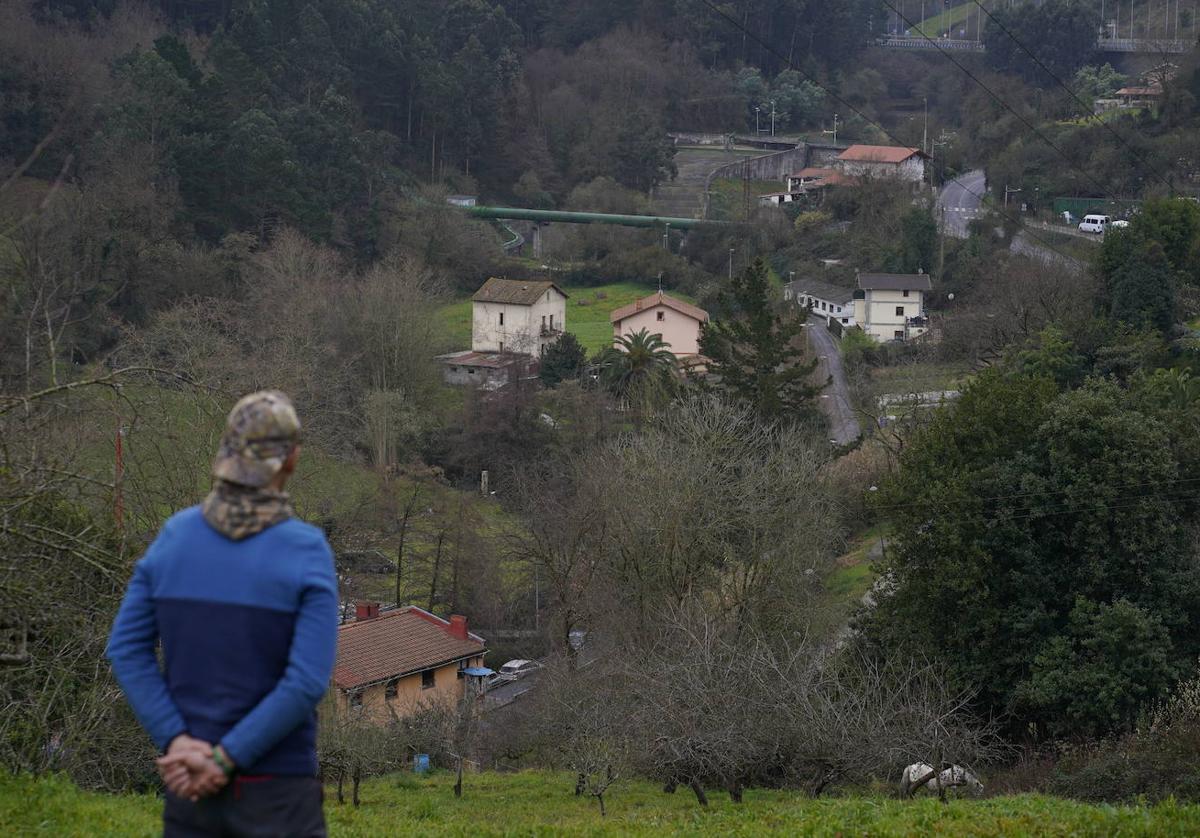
{"left": 106, "top": 391, "right": 337, "bottom": 837}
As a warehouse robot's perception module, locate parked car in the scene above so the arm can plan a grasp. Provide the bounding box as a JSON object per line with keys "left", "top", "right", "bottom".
{"left": 486, "top": 659, "right": 542, "bottom": 689}
{"left": 1079, "top": 214, "right": 1111, "bottom": 234}
{"left": 1110, "top": 219, "right": 1131, "bottom": 229}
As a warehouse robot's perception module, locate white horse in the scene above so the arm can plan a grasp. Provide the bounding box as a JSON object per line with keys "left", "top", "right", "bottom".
{"left": 899, "top": 762, "right": 984, "bottom": 797}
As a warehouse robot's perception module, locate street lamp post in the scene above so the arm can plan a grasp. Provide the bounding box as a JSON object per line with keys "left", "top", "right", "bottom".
{"left": 755, "top": 106, "right": 761, "bottom": 135}
{"left": 770, "top": 99, "right": 776, "bottom": 137}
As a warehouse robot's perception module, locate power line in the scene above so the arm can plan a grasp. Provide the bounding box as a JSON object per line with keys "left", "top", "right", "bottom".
{"left": 969, "top": 0, "right": 1175, "bottom": 195}
{"left": 694, "top": 0, "right": 1088, "bottom": 269}
{"left": 880, "top": 0, "right": 1120, "bottom": 202}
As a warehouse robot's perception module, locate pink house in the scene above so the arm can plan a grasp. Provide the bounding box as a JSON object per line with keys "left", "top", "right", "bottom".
{"left": 610, "top": 292, "right": 709, "bottom": 359}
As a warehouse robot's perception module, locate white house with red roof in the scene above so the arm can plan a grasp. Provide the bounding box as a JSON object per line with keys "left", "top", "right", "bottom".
{"left": 835, "top": 145, "right": 928, "bottom": 183}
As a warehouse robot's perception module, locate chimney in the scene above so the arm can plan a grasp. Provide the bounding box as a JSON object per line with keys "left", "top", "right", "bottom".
{"left": 448, "top": 614, "right": 469, "bottom": 641}
{"left": 355, "top": 601, "right": 380, "bottom": 621}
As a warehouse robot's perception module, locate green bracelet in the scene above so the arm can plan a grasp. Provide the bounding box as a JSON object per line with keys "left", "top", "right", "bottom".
{"left": 212, "top": 748, "right": 234, "bottom": 777}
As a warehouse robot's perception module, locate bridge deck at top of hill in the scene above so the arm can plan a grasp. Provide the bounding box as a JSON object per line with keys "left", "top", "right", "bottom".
{"left": 875, "top": 35, "right": 1195, "bottom": 54}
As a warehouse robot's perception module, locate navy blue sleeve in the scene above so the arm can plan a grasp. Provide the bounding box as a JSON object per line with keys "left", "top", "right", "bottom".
{"left": 105, "top": 525, "right": 188, "bottom": 751}
{"left": 219, "top": 533, "right": 338, "bottom": 768}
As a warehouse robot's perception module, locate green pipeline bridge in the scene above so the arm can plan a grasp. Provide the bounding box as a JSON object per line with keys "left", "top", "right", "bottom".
{"left": 465, "top": 206, "right": 725, "bottom": 257}
{"left": 465, "top": 206, "right": 720, "bottom": 229}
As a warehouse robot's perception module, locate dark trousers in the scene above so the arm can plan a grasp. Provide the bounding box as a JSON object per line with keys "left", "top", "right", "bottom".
{"left": 163, "top": 776, "right": 326, "bottom": 838}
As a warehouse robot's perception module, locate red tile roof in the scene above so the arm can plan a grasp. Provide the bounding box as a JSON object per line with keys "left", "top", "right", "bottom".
{"left": 610, "top": 291, "right": 709, "bottom": 325}
{"left": 333, "top": 606, "right": 486, "bottom": 690}
{"left": 837, "top": 145, "right": 925, "bottom": 164}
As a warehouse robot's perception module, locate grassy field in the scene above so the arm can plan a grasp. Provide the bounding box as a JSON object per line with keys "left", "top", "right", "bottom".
{"left": 905, "top": 1, "right": 982, "bottom": 38}
{"left": 6, "top": 770, "right": 1200, "bottom": 836}
{"left": 437, "top": 282, "right": 699, "bottom": 356}
{"left": 706, "top": 177, "right": 788, "bottom": 222}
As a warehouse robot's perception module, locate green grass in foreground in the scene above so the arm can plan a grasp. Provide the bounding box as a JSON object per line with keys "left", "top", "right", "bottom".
{"left": 6, "top": 770, "right": 1200, "bottom": 837}
{"left": 437, "top": 282, "right": 698, "bottom": 356}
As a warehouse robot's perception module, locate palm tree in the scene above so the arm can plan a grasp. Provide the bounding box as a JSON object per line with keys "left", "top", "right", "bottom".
{"left": 597, "top": 328, "right": 677, "bottom": 401}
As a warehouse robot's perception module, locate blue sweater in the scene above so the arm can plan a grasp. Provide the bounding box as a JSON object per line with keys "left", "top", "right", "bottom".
{"left": 105, "top": 507, "right": 338, "bottom": 776}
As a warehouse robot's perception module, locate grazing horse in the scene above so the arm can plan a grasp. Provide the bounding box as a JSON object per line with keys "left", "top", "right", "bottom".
{"left": 899, "top": 762, "right": 984, "bottom": 797}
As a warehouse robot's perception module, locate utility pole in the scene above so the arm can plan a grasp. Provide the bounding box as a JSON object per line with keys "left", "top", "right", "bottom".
{"left": 728, "top": 247, "right": 735, "bottom": 280}
{"left": 922, "top": 96, "right": 928, "bottom": 157}
{"left": 755, "top": 106, "right": 761, "bottom": 135}
{"left": 770, "top": 99, "right": 776, "bottom": 137}
{"left": 823, "top": 113, "right": 839, "bottom": 144}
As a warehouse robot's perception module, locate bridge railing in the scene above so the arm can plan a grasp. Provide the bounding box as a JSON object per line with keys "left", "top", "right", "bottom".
{"left": 876, "top": 35, "right": 1194, "bottom": 54}
{"left": 875, "top": 36, "right": 985, "bottom": 51}
{"left": 1098, "top": 37, "right": 1193, "bottom": 54}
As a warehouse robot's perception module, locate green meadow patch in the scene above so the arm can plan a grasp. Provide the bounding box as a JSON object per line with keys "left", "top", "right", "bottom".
{"left": 6, "top": 770, "right": 1200, "bottom": 837}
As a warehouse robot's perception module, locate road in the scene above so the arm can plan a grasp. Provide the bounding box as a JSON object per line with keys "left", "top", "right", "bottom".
{"left": 808, "top": 323, "right": 860, "bottom": 447}
{"left": 936, "top": 169, "right": 986, "bottom": 239}
{"left": 937, "top": 169, "right": 1083, "bottom": 273}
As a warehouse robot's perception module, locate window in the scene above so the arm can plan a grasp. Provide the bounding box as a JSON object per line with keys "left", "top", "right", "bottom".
{"left": 421, "top": 669, "right": 435, "bottom": 690}
{"left": 499, "top": 311, "right": 504, "bottom": 326}
{"left": 549, "top": 314, "right": 554, "bottom": 328}
{"left": 349, "top": 690, "right": 363, "bottom": 710}
{"left": 657, "top": 311, "right": 665, "bottom": 322}
{"left": 457, "top": 660, "right": 469, "bottom": 680}
{"left": 895, "top": 306, "right": 905, "bottom": 316}
{"left": 467, "top": 368, "right": 476, "bottom": 375}
{"left": 842, "top": 318, "right": 849, "bottom": 324}
{"left": 894, "top": 330, "right": 904, "bottom": 339}
{"left": 902, "top": 289, "right": 910, "bottom": 297}
{"left": 499, "top": 342, "right": 504, "bottom": 353}
{"left": 820, "top": 301, "right": 827, "bottom": 310}
{"left": 385, "top": 678, "right": 399, "bottom": 700}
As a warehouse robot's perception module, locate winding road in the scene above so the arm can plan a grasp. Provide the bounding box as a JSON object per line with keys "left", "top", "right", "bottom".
{"left": 808, "top": 323, "right": 860, "bottom": 447}
{"left": 936, "top": 169, "right": 986, "bottom": 239}
{"left": 937, "top": 169, "right": 1082, "bottom": 273}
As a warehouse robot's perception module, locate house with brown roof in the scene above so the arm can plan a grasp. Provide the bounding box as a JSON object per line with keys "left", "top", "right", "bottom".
{"left": 835, "top": 145, "right": 928, "bottom": 183}
{"left": 610, "top": 291, "right": 709, "bottom": 359}
{"left": 471, "top": 277, "right": 568, "bottom": 356}
{"left": 333, "top": 603, "right": 488, "bottom": 722}
{"left": 438, "top": 277, "right": 569, "bottom": 386}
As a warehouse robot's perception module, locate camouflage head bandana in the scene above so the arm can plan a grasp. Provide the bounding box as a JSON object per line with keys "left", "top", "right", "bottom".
{"left": 211, "top": 391, "right": 302, "bottom": 489}
{"left": 202, "top": 479, "right": 294, "bottom": 541}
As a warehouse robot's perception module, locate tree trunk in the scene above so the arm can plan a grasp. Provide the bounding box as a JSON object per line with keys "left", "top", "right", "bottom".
{"left": 395, "top": 487, "right": 420, "bottom": 607}
{"left": 729, "top": 782, "right": 743, "bottom": 804}
{"left": 454, "top": 756, "right": 463, "bottom": 798}
{"left": 352, "top": 768, "right": 361, "bottom": 807}
{"left": 689, "top": 780, "right": 708, "bottom": 807}
{"left": 596, "top": 792, "right": 606, "bottom": 817}
{"left": 662, "top": 779, "right": 677, "bottom": 794}
{"left": 575, "top": 773, "right": 586, "bottom": 796}
{"left": 428, "top": 530, "right": 445, "bottom": 611}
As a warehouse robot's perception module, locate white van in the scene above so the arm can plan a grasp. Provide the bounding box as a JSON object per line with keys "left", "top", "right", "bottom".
{"left": 1079, "top": 214, "right": 1111, "bottom": 234}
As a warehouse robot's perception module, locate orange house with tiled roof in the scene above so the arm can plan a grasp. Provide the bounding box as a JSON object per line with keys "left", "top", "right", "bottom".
{"left": 610, "top": 291, "right": 709, "bottom": 359}
{"left": 333, "top": 604, "right": 487, "bottom": 722}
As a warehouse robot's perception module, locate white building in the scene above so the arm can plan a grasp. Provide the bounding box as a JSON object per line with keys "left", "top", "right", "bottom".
{"left": 784, "top": 279, "right": 855, "bottom": 329}
{"left": 835, "top": 145, "right": 928, "bottom": 183}
{"left": 471, "top": 278, "right": 568, "bottom": 356}
{"left": 852, "top": 272, "right": 932, "bottom": 342}
{"left": 437, "top": 278, "right": 568, "bottom": 387}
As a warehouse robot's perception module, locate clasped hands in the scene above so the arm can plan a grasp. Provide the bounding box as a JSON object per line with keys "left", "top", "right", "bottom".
{"left": 157, "top": 734, "right": 234, "bottom": 802}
